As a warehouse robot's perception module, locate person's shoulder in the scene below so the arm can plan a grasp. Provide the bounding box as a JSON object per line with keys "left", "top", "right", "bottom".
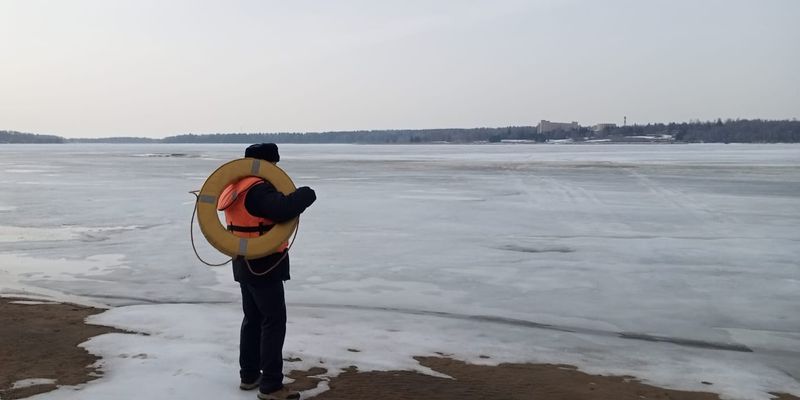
{"left": 249, "top": 179, "right": 277, "bottom": 193}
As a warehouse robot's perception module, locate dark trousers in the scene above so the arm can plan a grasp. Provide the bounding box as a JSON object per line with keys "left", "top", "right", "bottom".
{"left": 239, "top": 280, "right": 287, "bottom": 392}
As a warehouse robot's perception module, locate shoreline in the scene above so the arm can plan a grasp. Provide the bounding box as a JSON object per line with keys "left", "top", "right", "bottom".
{"left": 2, "top": 298, "right": 798, "bottom": 400}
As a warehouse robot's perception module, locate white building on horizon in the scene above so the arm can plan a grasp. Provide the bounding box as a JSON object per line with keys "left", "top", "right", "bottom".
{"left": 538, "top": 120, "right": 580, "bottom": 134}
{"left": 592, "top": 123, "right": 617, "bottom": 132}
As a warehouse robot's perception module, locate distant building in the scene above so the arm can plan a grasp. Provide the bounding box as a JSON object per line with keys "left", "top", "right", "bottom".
{"left": 500, "top": 139, "right": 537, "bottom": 144}
{"left": 538, "top": 120, "right": 580, "bottom": 134}
{"left": 592, "top": 123, "right": 617, "bottom": 132}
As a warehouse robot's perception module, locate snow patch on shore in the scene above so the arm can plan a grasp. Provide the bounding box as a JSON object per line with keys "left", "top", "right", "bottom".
{"left": 11, "top": 378, "right": 57, "bottom": 389}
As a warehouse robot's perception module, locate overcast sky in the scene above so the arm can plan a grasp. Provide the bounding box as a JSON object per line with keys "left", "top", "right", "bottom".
{"left": 1, "top": 0, "right": 798, "bottom": 138}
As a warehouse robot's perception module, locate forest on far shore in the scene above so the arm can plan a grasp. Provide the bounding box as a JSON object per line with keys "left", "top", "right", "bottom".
{"left": 3, "top": 119, "right": 799, "bottom": 144}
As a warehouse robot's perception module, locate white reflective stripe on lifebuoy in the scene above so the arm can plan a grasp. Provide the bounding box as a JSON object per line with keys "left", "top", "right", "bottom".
{"left": 198, "top": 195, "right": 216, "bottom": 204}
{"left": 195, "top": 157, "right": 298, "bottom": 259}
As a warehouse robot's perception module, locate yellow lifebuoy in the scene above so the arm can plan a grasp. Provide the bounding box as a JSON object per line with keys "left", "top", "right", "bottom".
{"left": 196, "top": 158, "right": 298, "bottom": 259}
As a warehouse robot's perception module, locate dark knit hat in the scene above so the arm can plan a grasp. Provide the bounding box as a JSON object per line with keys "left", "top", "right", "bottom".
{"left": 245, "top": 143, "right": 280, "bottom": 163}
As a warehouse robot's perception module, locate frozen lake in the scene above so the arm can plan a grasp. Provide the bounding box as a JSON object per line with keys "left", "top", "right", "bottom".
{"left": 1, "top": 143, "right": 798, "bottom": 399}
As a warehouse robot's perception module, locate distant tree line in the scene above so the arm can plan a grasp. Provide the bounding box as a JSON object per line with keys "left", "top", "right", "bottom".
{"left": 0, "top": 130, "right": 64, "bottom": 143}
{"left": 3, "top": 119, "right": 799, "bottom": 144}
{"left": 68, "top": 137, "right": 160, "bottom": 143}
{"left": 161, "top": 127, "right": 546, "bottom": 144}
{"left": 590, "top": 119, "right": 800, "bottom": 143}
{"left": 162, "top": 120, "right": 800, "bottom": 144}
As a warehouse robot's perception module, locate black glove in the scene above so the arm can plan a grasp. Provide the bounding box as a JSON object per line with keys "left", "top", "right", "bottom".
{"left": 294, "top": 186, "right": 316, "bottom": 208}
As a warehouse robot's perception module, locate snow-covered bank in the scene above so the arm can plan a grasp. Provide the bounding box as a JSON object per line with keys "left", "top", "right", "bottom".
{"left": 20, "top": 303, "right": 800, "bottom": 400}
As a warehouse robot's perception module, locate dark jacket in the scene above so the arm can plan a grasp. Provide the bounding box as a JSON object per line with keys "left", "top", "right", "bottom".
{"left": 232, "top": 181, "right": 316, "bottom": 284}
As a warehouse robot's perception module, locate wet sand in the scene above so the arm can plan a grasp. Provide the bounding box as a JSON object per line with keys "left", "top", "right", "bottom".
{"left": 1, "top": 298, "right": 797, "bottom": 400}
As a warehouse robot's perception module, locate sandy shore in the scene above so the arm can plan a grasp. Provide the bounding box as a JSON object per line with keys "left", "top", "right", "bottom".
{"left": 0, "top": 298, "right": 119, "bottom": 399}
{"left": 1, "top": 298, "right": 797, "bottom": 400}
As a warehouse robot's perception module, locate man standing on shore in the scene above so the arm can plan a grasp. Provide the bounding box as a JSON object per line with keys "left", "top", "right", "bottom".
{"left": 217, "top": 143, "right": 316, "bottom": 400}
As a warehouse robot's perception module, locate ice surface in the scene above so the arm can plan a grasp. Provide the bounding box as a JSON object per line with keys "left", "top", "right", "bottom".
{"left": 1, "top": 143, "right": 798, "bottom": 399}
